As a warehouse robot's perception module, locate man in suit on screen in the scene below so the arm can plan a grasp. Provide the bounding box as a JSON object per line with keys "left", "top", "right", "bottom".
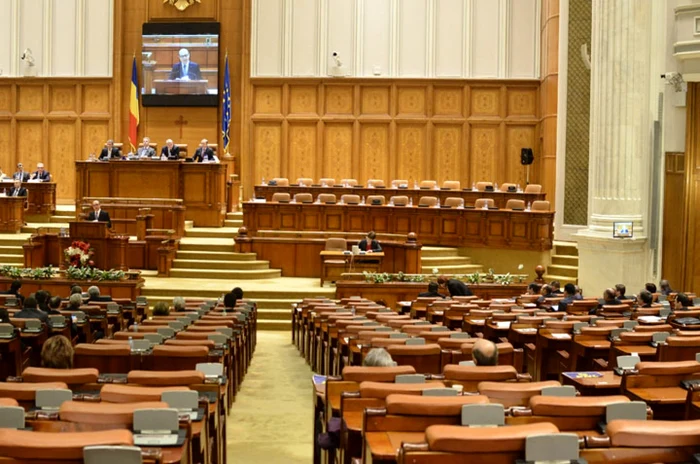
{"left": 160, "top": 139, "right": 180, "bottom": 160}
{"left": 169, "top": 48, "right": 202, "bottom": 81}
{"left": 86, "top": 200, "right": 111, "bottom": 228}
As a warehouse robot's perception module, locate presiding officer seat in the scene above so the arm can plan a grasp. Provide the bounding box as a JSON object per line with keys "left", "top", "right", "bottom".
{"left": 271, "top": 192, "right": 291, "bottom": 202}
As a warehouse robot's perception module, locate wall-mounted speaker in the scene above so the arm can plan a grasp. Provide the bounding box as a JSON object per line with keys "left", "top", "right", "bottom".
{"left": 521, "top": 148, "right": 534, "bottom": 166}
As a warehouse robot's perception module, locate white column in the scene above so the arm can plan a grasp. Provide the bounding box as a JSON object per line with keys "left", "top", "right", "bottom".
{"left": 575, "top": 0, "right": 654, "bottom": 296}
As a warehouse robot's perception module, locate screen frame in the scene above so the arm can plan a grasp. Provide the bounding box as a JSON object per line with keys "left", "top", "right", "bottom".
{"left": 612, "top": 221, "right": 633, "bottom": 238}
{"left": 141, "top": 22, "right": 220, "bottom": 107}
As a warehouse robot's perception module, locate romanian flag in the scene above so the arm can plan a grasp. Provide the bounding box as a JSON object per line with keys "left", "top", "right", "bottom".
{"left": 221, "top": 54, "right": 231, "bottom": 153}
{"left": 129, "top": 57, "right": 140, "bottom": 153}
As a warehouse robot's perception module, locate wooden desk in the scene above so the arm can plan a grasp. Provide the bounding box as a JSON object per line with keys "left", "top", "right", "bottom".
{"left": 154, "top": 79, "right": 209, "bottom": 94}
{"left": 561, "top": 371, "right": 621, "bottom": 396}
{"left": 0, "top": 181, "right": 56, "bottom": 220}
{"left": 0, "top": 196, "right": 25, "bottom": 233}
{"left": 75, "top": 161, "right": 226, "bottom": 227}
{"left": 320, "top": 251, "right": 383, "bottom": 286}
{"left": 0, "top": 337, "right": 23, "bottom": 381}
{"left": 0, "top": 276, "right": 144, "bottom": 300}
{"left": 242, "top": 202, "right": 554, "bottom": 250}
{"left": 254, "top": 184, "right": 546, "bottom": 208}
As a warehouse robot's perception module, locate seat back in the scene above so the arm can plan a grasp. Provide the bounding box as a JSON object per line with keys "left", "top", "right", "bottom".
{"left": 477, "top": 380, "right": 561, "bottom": 408}
{"left": 293, "top": 193, "right": 313, "bottom": 203}
{"left": 474, "top": 198, "right": 495, "bottom": 209}
{"left": 531, "top": 200, "right": 550, "bottom": 211}
{"left": 524, "top": 184, "right": 542, "bottom": 193}
{"left": 59, "top": 400, "right": 168, "bottom": 425}
{"left": 296, "top": 177, "right": 313, "bottom": 186}
{"left": 272, "top": 177, "right": 289, "bottom": 186}
{"left": 74, "top": 344, "right": 132, "bottom": 374}
{"left": 527, "top": 395, "right": 631, "bottom": 432}
{"left": 443, "top": 365, "right": 519, "bottom": 392}
{"left": 420, "top": 180, "right": 437, "bottom": 189}
{"left": 392, "top": 179, "right": 409, "bottom": 188}
{"left": 325, "top": 237, "right": 347, "bottom": 252}
{"left": 340, "top": 178, "right": 358, "bottom": 186}
{"left": 419, "top": 196, "right": 438, "bottom": 207}
{"left": 475, "top": 181, "right": 493, "bottom": 191}
{"left": 318, "top": 193, "right": 337, "bottom": 204}
{"left": 0, "top": 429, "right": 134, "bottom": 461}
{"left": 391, "top": 195, "right": 409, "bottom": 206}
{"left": 367, "top": 179, "right": 386, "bottom": 187}
{"left": 341, "top": 194, "right": 361, "bottom": 205}
{"left": 100, "top": 384, "right": 189, "bottom": 403}
{"left": 271, "top": 192, "right": 291, "bottom": 202}
{"left": 367, "top": 195, "right": 386, "bottom": 205}
{"left": 505, "top": 199, "right": 525, "bottom": 210}
{"left": 151, "top": 345, "right": 209, "bottom": 370}
{"left": 341, "top": 366, "right": 416, "bottom": 382}
{"left": 22, "top": 367, "right": 99, "bottom": 386}
{"left": 444, "top": 197, "right": 464, "bottom": 208}
{"left": 320, "top": 177, "right": 335, "bottom": 186}
{"left": 386, "top": 344, "right": 442, "bottom": 374}
{"left": 500, "top": 183, "right": 517, "bottom": 192}
{"left": 442, "top": 180, "right": 461, "bottom": 190}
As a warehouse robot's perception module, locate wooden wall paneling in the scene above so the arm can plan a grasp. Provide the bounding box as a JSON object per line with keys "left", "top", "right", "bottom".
{"left": 662, "top": 152, "right": 685, "bottom": 288}
{"left": 359, "top": 124, "right": 390, "bottom": 183}
{"left": 16, "top": 121, "right": 43, "bottom": 174}
{"left": 81, "top": 120, "right": 110, "bottom": 159}
{"left": 287, "top": 122, "right": 318, "bottom": 181}
{"left": 48, "top": 122, "right": 77, "bottom": 200}
{"left": 396, "top": 123, "right": 427, "bottom": 184}
{"left": 469, "top": 124, "right": 500, "bottom": 184}
{"left": 322, "top": 123, "right": 353, "bottom": 181}
{"left": 505, "top": 125, "right": 536, "bottom": 187}
{"left": 147, "top": 0, "right": 219, "bottom": 20}
{"left": 432, "top": 124, "right": 463, "bottom": 184}
{"left": 253, "top": 123, "right": 282, "bottom": 183}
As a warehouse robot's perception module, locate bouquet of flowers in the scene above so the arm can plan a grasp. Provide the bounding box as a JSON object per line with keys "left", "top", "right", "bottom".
{"left": 64, "top": 241, "right": 94, "bottom": 268}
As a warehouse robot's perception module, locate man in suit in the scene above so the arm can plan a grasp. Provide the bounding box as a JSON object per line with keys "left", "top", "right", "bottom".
{"left": 99, "top": 140, "right": 121, "bottom": 160}
{"left": 557, "top": 283, "right": 579, "bottom": 313}
{"left": 86, "top": 200, "right": 111, "bottom": 228}
{"left": 358, "top": 231, "right": 382, "bottom": 252}
{"left": 418, "top": 282, "right": 446, "bottom": 299}
{"left": 169, "top": 48, "right": 202, "bottom": 81}
{"left": 160, "top": 139, "right": 180, "bottom": 160}
{"left": 437, "top": 275, "right": 473, "bottom": 297}
{"left": 87, "top": 286, "right": 112, "bottom": 303}
{"left": 14, "top": 296, "right": 49, "bottom": 324}
{"left": 13, "top": 163, "right": 29, "bottom": 182}
{"left": 137, "top": 137, "right": 156, "bottom": 158}
{"left": 8, "top": 180, "right": 27, "bottom": 197}
{"left": 193, "top": 139, "right": 215, "bottom": 162}
{"left": 30, "top": 163, "right": 50, "bottom": 182}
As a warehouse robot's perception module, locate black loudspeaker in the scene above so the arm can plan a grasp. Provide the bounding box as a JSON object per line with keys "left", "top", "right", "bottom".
{"left": 521, "top": 148, "right": 534, "bottom": 165}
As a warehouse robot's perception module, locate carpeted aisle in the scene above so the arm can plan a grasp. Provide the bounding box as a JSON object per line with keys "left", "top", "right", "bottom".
{"left": 227, "top": 331, "right": 314, "bottom": 463}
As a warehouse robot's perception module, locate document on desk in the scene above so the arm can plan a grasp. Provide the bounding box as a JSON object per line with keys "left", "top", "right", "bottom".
{"left": 550, "top": 333, "right": 571, "bottom": 340}
{"left": 562, "top": 372, "right": 603, "bottom": 380}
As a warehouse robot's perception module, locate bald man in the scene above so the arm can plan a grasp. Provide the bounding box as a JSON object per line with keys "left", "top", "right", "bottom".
{"left": 31, "top": 163, "right": 50, "bottom": 182}
{"left": 472, "top": 339, "right": 498, "bottom": 366}
{"left": 160, "top": 139, "right": 180, "bottom": 160}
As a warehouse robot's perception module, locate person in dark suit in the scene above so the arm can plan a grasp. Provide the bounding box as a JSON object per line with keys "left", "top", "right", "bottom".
{"left": 160, "top": 139, "right": 180, "bottom": 160}
{"left": 675, "top": 292, "right": 694, "bottom": 311}
{"left": 550, "top": 280, "right": 563, "bottom": 295}
{"left": 358, "top": 231, "right": 382, "bottom": 252}
{"left": 437, "top": 275, "right": 473, "bottom": 297}
{"left": 638, "top": 290, "right": 654, "bottom": 308}
{"left": 169, "top": 48, "right": 202, "bottom": 81}
{"left": 418, "top": 282, "right": 446, "bottom": 299}
{"left": 660, "top": 279, "right": 674, "bottom": 296}
{"left": 8, "top": 180, "right": 27, "bottom": 197}
{"left": 615, "top": 283, "right": 633, "bottom": 300}
{"left": 87, "top": 286, "right": 112, "bottom": 303}
{"left": 86, "top": 200, "right": 111, "bottom": 228}
{"left": 14, "top": 296, "right": 49, "bottom": 324}
{"left": 99, "top": 140, "right": 121, "bottom": 160}
{"left": 557, "top": 283, "right": 578, "bottom": 313}
{"left": 30, "top": 163, "right": 51, "bottom": 182}
{"left": 193, "top": 139, "right": 215, "bottom": 162}
{"left": 1, "top": 280, "right": 24, "bottom": 305}
{"left": 13, "top": 163, "right": 30, "bottom": 182}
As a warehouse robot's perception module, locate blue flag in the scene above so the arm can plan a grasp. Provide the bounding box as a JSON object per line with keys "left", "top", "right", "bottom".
{"left": 221, "top": 55, "right": 231, "bottom": 153}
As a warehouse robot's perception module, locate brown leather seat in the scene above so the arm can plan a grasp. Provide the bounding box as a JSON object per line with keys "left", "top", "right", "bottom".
{"left": 0, "top": 382, "right": 69, "bottom": 401}
{"left": 443, "top": 197, "right": 464, "bottom": 208}
{"left": 164, "top": 339, "right": 217, "bottom": 349}
{"left": 368, "top": 179, "right": 386, "bottom": 188}
{"left": 325, "top": 237, "right": 347, "bottom": 252}
{"left": 320, "top": 177, "right": 335, "bottom": 186}
{"left": 529, "top": 395, "right": 630, "bottom": 416}
{"left": 531, "top": 200, "right": 550, "bottom": 211}
{"left": 419, "top": 196, "right": 438, "bottom": 207}
{"left": 386, "top": 344, "right": 442, "bottom": 374}
{"left": 0, "top": 398, "right": 18, "bottom": 407}
{"left": 477, "top": 381, "right": 561, "bottom": 407}
{"left": 341, "top": 178, "right": 358, "bottom": 186}
{"left": 0, "top": 429, "right": 134, "bottom": 460}
{"left": 524, "top": 184, "right": 542, "bottom": 193}
{"left": 342, "top": 366, "right": 416, "bottom": 382}
{"left": 392, "top": 179, "right": 408, "bottom": 188}
{"left": 126, "top": 370, "right": 206, "bottom": 386}
{"left": 500, "top": 183, "right": 517, "bottom": 192}
{"left": 22, "top": 367, "right": 99, "bottom": 385}
{"left": 475, "top": 182, "right": 493, "bottom": 192}
{"left": 296, "top": 177, "right": 313, "bottom": 186}
{"left": 385, "top": 393, "right": 488, "bottom": 416}
{"left": 318, "top": 193, "right": 337, "bottom": 203}
{"left": 100, "top": 384, "right": 189, "bottom": 403}
{"left": 474, "top": 198, "right": 495, "bottom": 209}
{"left": 419, "top": 180, "right": 437, "bottom": 189}
{"left": 390, "top": 195, "right": 409, "bottom": 206}
{"left": 59, "top": 401, "right": 168, "bottom": 425}
{"left": 272, "top": 177, "right": 289, "bottom": 187}
{"left": 359, "top": 381, "right": 446, "bottom": 399}
{"left": 607, "top": 419, "right": 700, "bottom": 448}
{"left": 294, "top": 193, "right": 313, "bottom": 203}
{"left": 443, "top": 365, "right": 518, "bottom": 382}
{"left": 341, "top": 194, "right": 361, "bottom": 204}
{"left": 505, "top": 199, "right": 525, "bottom": 210}
{"left": 442, "top": 180, "right": 461, "bottom": 190}
{"left": 271, "top": 192, "right": 291, "bottom": 202}
{"left": 635, "top": 360, "right": 700, "bottom": 375}
{"left": 367, "top": 195, "right": 386, "bottom": 205}
{"left": 424, "top": 422, "right": 559, "bottom": 454}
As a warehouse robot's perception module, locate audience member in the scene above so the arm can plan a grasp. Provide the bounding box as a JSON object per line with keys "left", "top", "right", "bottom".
{"left": 536, "top": 284, "right": 555, "bottom": 307}
{"left": 645, "top": 282, "right": 657, "bottom": 294}
{"left": 638, "top": 290, "right": 654, "bottom": 308}
{"left": 660, "top": 279, "right": 674, "bottom": 296}
{"left": 41, "top": 335, "right": 74, "bottom": 369}
{"left": 362, "top": 348, "right": 397, "bottom": 367}
{"left": 675, "top": 292, "right": 694, "bottom": 310}
{"left": 14, "top": 296, "right": 48, "bottom": 323}
{"left": 47, "top": 296, "right": 63, "bottom": 315}
{"left": 418, "top": 282, "right": 446, "bottom": 298}
{"left": 1, "top": 280, "right": 24, "bottom": 304}
{"left": 35, "top": 290, "right": 50, "bottom": 313}
{"left": 70, "top": 285, "right": 83, "bottom": 295}
{"left": 358, "top": 231, "right": 382, "bottom": 252}
{"left": 526, "top": 283, "right": 542, "bottom": 295}
{"left": 232, "top": 287, "right": 244, "bottom": 300}
{"left": 472, "top": 339, "right": 498, "bottom": 366}
{"left": 152, "top": 302, "right": 170, "bottom": 316}
{"left": 223, "top": 292, "right": 237, "bottom": 310}
{"left": 31, "top": 163, "right": 50, "bottom": 182}
{"left": 172, "top": 297, "right": 186, "bottom": 312}
{"left": 600, "top": 288, "right": 622, "bottom": 307}
{"left": 8, "top": 179, "right": 26, "bottom": 197}
{"left": 550, "top": 281, "right": 563, "bottom": 295}
{"left": 87, "top": 286, "right": 112, "bottom": 302}
{"left": 615, "top": 284, "right": 632, "bottom": 300}
{"left": 557, "top": 283, "right": 578, "bottom": 313}
{"left": 437, "top": 275, "right": 473, "bottom": 297}
{"left": 0, "top": 308, "right": 10, "bottom": 324}
{"left": 68, "top": 293, "right": 83, "bottom": 311}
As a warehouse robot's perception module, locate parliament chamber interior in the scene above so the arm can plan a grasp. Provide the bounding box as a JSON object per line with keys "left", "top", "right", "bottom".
{"left": 2, "top": 0, "right": 700, "bottom": 463}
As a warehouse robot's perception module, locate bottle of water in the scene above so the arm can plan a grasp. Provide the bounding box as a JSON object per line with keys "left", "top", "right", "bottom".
{"left": 262, "top": 176, "right": 266, "bottom": 185}
{"left": 494, "top": 182, "right": 499, "bottom": 191}
{"left": 472, "top": 182, "right": 476, "bottom": 191}
{"left": 517, "top": 183, "right": 521, "bottom": 192}
{"left": 128, "top": 336, "right": 134, "bottom": 351}
{"left": 526, "top": 201, "right": 531, "bottom": 211}
{"left": 436, "top": 198, "right": 441, "bottom": 208}
{"left": 409, "top": 197, "right": 413, "bottom": 207}
{"left": 132, "top": 323, "right": 138, "bottom": 332}
{"left": 361, "top": 195, "right": 365, "bottom": 205}
{"left": 414, "top": 180, "right": 419, "bottom": 189}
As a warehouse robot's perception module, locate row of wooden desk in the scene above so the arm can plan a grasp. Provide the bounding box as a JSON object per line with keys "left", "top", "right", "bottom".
{"left": 0, "top": 182, "right": 56, "bottom": 233}
{"left": 254, "top": 184, "right": 546, "bottom": 208}
{"left": 242, "top": 201, "right": 554, "bottom": 250}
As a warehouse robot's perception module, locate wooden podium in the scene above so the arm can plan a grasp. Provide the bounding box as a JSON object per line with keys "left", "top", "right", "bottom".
{"left": 58, "top": 222, "right": 129, "bottom": 271}
{"left": 153, "top": 80, "right": 208, "bottom": 94}
{"left": 0, "top": 196, "right": 25, "bottom": 233}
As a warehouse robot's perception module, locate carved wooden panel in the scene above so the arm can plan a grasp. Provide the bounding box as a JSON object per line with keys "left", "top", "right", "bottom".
{"left": 49, "top": 86, "right": 77, "bottom": 114}
{"left": 323, "top": 123, "right": 353, "bottom": 181}
{"left": 360, "top": 124, "right": 390, "bottom": 182}
{"left": 287, "top": 123, "right": 318, "bottom": 180}
{"left": 325, "top": 86, "right": 354, "bottom": 115}
{"left": 253, "top": 123, "right": 282, "bottom": 182}
{"left": 433, "top": 87, "right": 464, "bottom": 117}
{"left": 0, "top": 86, "right": 12, "bottom": 113}
{"left": 17, "top": 86, "right": 43, "bottom": 113}
{"left": 396, "top": 124, "right": 426, "bottom": 182}
{"left": 470, "top": 125, "right": 499, "bottom": 183}
{"left": 470, "top": 87, "right": 500, "bottom": 118}
{"left": 82, "top": 121, "right": 110, "bottom": 156}
{"left": 49, "top": 122, "right": 77, "bottom": 199}
{"left": 0, "top": 122, "right": 10, "bottom": 174}
{"left": 82, "top": 85, "right": 110, "bottom": 114}
{"left": 147, "top": 0, "right": 219, "bottom": 21}
{"left": 397, "top": 87, "right": 426, "bottom": 117}
{"left": 253, "top": 86, "right": 283, "bottom": 115}
{"left": 17, "top": 121, "right": 43, "bottom": 172}
{"left": 505, "top": 125, "right": 536, "bottom": 186}
{"left": 361, "top": 86, "right": 390, "bottom": 115}
{"left": 289, "top": 86, "right": 318, "bottom": 115}
{"left": 433, "top": 125, "right": 463, "bottom": 183}
{"left": 507, "top": 88, "right": 538, "bottom": 118}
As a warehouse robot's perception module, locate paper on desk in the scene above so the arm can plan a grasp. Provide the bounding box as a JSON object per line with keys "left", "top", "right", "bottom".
{"left": 397, "top": 301, "right": 412, "bottom": 307}
{"left": 469, "top": 319, "right": 485, "bottom": 324}
{"left": 637, "top": 316, "right": 663, "bottom": 323}
{"left": 551, "top": 333, "right": 571, "bottom": 340}
{"left": 496, "top": 321, "right": 512, "bottom": 329}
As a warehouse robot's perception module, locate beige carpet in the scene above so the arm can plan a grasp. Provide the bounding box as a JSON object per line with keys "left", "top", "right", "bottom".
{"left": 226, "top": 331, "right": 314, "bottom": 463}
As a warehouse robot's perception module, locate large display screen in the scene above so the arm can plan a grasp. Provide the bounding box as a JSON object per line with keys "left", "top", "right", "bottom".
{"left": 141, "top": 22, "right": 220, "bottom": 107}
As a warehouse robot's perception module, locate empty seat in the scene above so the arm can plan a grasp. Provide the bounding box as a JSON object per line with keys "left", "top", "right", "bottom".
{"left": 294, "top": 193, "right": 313, "bottom": 203}
{"left": 475, "top": 181, "right": 493, "bottom": 191}
{"left": 325, "top": 237, "right": 347, "bottom": 252}
{"left": 341, "top": 178, "right": 358, "bottom": 186}
{"left": 296, "top": 177, "right": 313, "bottom": 186}
{"left": 74, "top": 344, "right": 132, "bottom": 374}
{"left": 317, "top": 193, "right": 337, "bottom": 204}
{"left": 59, "top": 401, "right": 168, "bottom": 425}
{"left": 342, "top": 366, "right": 416, "bottom": 382}
{"left": 359, "top": 381, "right": 446, "bottom": 399}
{"left": 531, "top": 200, "right": 550, "bottom": 211}
{"left": 368, "top": 179, "right": 386, "bottom": 187}
{"left": 100, "top": 384, "right": 189, "bottom": 403}
{"left": 390, "top": 196, "right": 409, "bottom": 206}
{"left": 443, "top": 197, "right": 464, "bottom": 208}
{"left": 606, "top": 419, "right": 700, "bottom": 448}
{"left": 419, "top": 180, "right": 438, "bottom": 189}
{"left": 0, "top": 382, "right": 69, "bottom": 402}
{"left": 386, "top": 344, "right": 442, "bottom": 375}
{"left": 367, "top": 195, "right": 386, "bottom": 205}
{"left": 341, "top": 194, "right": 361, "bottom": 205}
{"left": 320, "top": 177, "right": 335, "bottom": 186}
{"left": 22, "top": 367, "right": 99, "bottom": 385}
{"left": 0, "top": 429, "right": 134, "bottom": 461}
{"left": 505, "top": 199, "right": 525, "bottom": 210}
{"left": 500, "top": 183, "right": 517, "bottom": 192}
{"left": 524, "top": 184, "right": 542, "bottom": 193}
{"left": 392, "top": 179, "right": 409, "bottom": 188}
{"left": 474, "top": 198, "right": 495, "bottom": 209}
{"left": 419, "top": 196, "right": 438, "bottom": 207}
{"left": 272, "top": 177, "right": 289, "bottom": 187}
{"left": 478, "top": 381, "right": 561, "bottom": 407}
{"left": 443, "top": 365, "right": 519, "bottom": 391}
{"left": 126, "top": 370, "right": 205, "bottom": 386}
{"left": 442, "top": 180, "right": 461, "bottom": 190}
{"left": 385, "top": 393, "right": 489, "bottom": 416}
{"left": 271, "top": 192, "right": 291, "bottom": 202}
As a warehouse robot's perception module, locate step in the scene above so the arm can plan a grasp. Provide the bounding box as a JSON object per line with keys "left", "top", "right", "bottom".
{"left": 0, "top": 236, "right": 30, "bottom": 246}
{"left": 420, "top": 246, "right": 461, "bottom": 258}
{"left": 543, "top": 274, "right": 577, "bottom": 285}
{"left": 0, "top": 246, "right": 24, "bottom": 256}
{"left": 21, "top": 223, "right": 67, "bottom": 234}
{"left": 551, "top": 255, "right": 579, "bottom": 266}
{"left": 140, "top": 287, "right": 335, "bottom": 300}
{"left": 257, "top": 319, "right": 291, "bottom": 331}
{"left": 175, "top": 250, "right": 257, "bottom": 261}
{"left": 226, "top": 212, "right": 243, "bottom": 219}
{"left": 421, "top": 264, "right": 484, "bottom": 274}
{"left": 224, "top": 220, "right": 244, "bottom": 227}
{"left": 421, "top": 256, "right": 473, "bottom": 266}
{"left": 257, "top": 309, "right": 291, "bottom": 321}
{"left": 49, "top": 215, "right": 75, "bottom": 224}
{"left": 141, "top": 295, "right": 299, "bottom": 310}
{"left": 178, "top": 241, "right": 235, "bottom": 253}
{"left": 0, "top": 254, "right": 23, "bottom": 264}
{"left": 553, "top": 241, "right": 578, "bottom": 257}
{"left": 184, "top": 228, "right": 239, "bottom": 239}
{"left": 168, "top": 268, "right": 282, "bottom": 280}
{"left": 546, "top": 264, "right": 578, "bottom": 279}
{"left": 171, "top": 259, "right": 272, "bottom": 270}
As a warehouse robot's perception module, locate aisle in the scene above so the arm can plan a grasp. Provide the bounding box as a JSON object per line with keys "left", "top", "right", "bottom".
{"left": 226, "top": 331, "right": 314, "bottom": 463}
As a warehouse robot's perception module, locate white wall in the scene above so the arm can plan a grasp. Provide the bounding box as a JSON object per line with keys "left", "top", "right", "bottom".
{"left": 251, "top": 0, "right": 540, "bottom": 78}
{"left": 0, "top": 0, "right": 113, "bottom": 77}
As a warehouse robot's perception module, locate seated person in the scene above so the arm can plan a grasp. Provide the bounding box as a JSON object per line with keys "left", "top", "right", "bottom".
{"left": 550, "top": 280, "right": 563, "bottom": 295}
{"left": 358, "top": 231, "right": 382, "bottom": 252}
{"left": 67, "top": 293, "right": 82, "bottom": 311}
{"left": 536, "top": 284, "right": 555, "bottom": 307}
{"left": 223, "top": 292, "right": 237, "bottom": 310}
{"left": 99, "top": 140, "right": 121, "bottom": 160}
{"left": 615, "top": 283, "right": 633, "bottom": 300}
{"left": 660, "top": 279, "right": 674, "bottom": 296}
{"left": 86, "top": 200, "right": 111, "bottom": 228}
{"left": 675, "top": 292, "right": 694, "bottom": 310}
{"left": 232, "top": 287, "right": 244, "bottom": 299}
{"left": 638, "top": 290, "right": 654, "bottom": 308}
{"left": 193, "top": 139, "right": 216, "bottom": 162}
{"left": 437, "top": 275, "right": 473, "bottom": 297}
{"left": 137, "top": 137, "right": 156, "bottom": 158}
{"left": 40, "top": 335, "right": 74, "bottom": 369}
{"left": 152, "top": 302, "right": 170, "bottom": 316}
{"left": 160, "top": 139, "right": 180, "bottom": 160}
{"left": 594, "top": 288, "right": 623, "bottom": 314}
{"left": 47, "top": 296, "right": 63, "bottom": 315}
{"left": 418, "top": 282, "right": 446, "bottom": 298}
{"left": 14, "top": 296, "right": 49, "bottom": 324}
{"left": 35, "top": 290, "right": 51, "bottom": 313}
{"left": 526, "top": 282, "right": 542, "bottom": 295}
{"left": 472, "top": 339, "right": 498, "bottom": 366}
{"left": 70, "top": 285, "right": 83, "bottom": 296}
{"left": 30, "top": 163, "right": 50, "bottom": 182}
{"left": 0, "top": 308, "right": 10, "bottom": 324}
{"left": 557, "top": 283, "right": 578, "bottom": 313}
{"left": 1, "top": 280, "right": 24, "bottom": 304}
{"left": 13, "top": 162, "right": 29, "bottom": 182}
{"left": 363, "top": 348, "right": 397, "bottom": 367}
{"left": 169, "top": 48, "right": 202, "bottom": 81}
{"left": 645, "top": 282, "right": 657, "bottom": 294}
{"left": 172, "top": 297, "right": 186, "bottom": 312}
{"left": 8, "top": 179, "right": 27, "bottom": 197}
{"left": 87, "top": 285, "right": 112, "bottom": 303}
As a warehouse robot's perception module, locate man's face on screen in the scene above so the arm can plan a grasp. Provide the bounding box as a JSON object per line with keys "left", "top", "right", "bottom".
{"left": 179, "top": 51, "right": 190, "bottom": 65}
